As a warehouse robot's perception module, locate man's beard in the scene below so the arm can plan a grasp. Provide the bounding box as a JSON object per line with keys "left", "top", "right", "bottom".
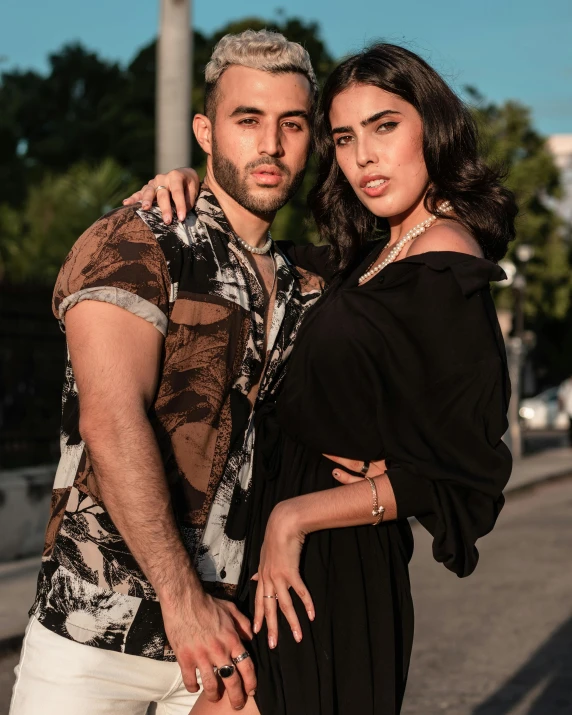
{"left": 212, "top": 137, "right": 306, "bottom": 215}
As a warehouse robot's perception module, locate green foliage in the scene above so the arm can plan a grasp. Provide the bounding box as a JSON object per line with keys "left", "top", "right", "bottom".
{"left": 0, "top": 159, "right": 138, "bottom": 284}
{"left": 471, "top": 92, "right": 570, "bottom": 320}
{"left": 468, "top": 90, "right": 572, "bottom": 382}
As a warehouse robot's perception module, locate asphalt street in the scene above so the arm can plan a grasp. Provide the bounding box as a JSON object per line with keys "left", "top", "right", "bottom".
{"left": 1, "top": 476, "right": 572, "bottom": 715}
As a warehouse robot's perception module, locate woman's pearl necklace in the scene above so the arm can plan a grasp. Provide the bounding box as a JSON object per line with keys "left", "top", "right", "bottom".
{"left": 235, "top": 232, "right": 273, "bottom": 255}
{"left": 358, "top": 202, "right": 453, "bottom": 284}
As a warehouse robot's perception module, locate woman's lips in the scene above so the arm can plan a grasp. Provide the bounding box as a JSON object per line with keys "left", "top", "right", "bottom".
{"left": 362, "top": 179, "right": 390, "bottom": 197}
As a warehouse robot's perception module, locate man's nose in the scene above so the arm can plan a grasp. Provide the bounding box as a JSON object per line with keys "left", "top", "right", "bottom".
{"left": 258, "top": 125, "right": 284, "bottom": 157}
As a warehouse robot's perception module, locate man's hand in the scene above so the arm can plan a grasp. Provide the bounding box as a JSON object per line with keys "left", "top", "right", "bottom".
{"left": 122, "top": 167, "right": 200, "bottom": 224}
{"left": 162, "top": 593, "right": 256, "bottom": 709}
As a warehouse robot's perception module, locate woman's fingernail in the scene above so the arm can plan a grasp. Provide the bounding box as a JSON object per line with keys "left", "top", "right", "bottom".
{"left": 333, "top": 470, "right": 340, "bottom": 478}
{"left": 142, "top": 202, "right": 150, "bottom": 209}
{"left": 269, "top": 635, "right": 276, "bottom": 649}
{"left": 253, "top": 622, "right": 260, "bottom": 634}
{"left": 293, "top": 630, "right": 302, "bottom": 643}
{"left": 165, "top": 215, "right": 171, "bottom": 224}
{"left": 249, "top": 690, "right": 256, "bottom": 697}
{"left": 308, "top": 610, "right": 315, "bottom": 621}
{"left": 178, "top": 212, "right": 186, "bottom": 221}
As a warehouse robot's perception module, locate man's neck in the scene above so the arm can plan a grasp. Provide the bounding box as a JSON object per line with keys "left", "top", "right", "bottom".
{"left": 204, "top": 168, "right": 274, "bottom": 249}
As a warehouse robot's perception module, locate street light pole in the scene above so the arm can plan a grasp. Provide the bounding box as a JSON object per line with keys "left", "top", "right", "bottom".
{"left": 156, "top": 0, "right": 192, "bottom": 174}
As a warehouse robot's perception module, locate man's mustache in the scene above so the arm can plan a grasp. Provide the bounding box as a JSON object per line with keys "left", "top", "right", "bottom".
{"left": 245, "top": 157, "right": 290, "bottom": 176}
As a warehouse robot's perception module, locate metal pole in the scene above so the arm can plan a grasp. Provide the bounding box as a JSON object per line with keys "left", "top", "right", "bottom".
{"left": 506, "top": 336, "right": 523, "bottom": 460}
{"left": 156, "top": 0, "right": 192, "bottom": 173}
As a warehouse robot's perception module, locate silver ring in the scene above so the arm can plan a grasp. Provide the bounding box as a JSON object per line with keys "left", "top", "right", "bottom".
{"left": 214, "top": 663, "right": 235, "bottom": 679}
{"left": 360, "top": 460, "right": 370, "bottom": 476}
{"left": 155, "top": 185, "right": 168, "bottom": 193}
{"left": 232, "top": 651, "right": 251, "bottom": 665}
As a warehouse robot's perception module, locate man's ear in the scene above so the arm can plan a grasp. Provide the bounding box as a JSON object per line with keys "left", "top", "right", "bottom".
{"left": 193, "top": 114, "right": 212, "bottom": 156}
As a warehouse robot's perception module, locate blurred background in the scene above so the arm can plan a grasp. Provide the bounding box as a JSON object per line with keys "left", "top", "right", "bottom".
{"left": 0, "top": 1, "right": 571, "bottom": 713}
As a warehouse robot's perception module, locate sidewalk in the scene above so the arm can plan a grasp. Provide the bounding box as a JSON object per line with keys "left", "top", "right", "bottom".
{"left": 1, "top": 448, "right": 571, "bottom": 648}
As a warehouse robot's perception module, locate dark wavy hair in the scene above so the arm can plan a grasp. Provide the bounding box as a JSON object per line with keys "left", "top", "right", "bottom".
{"left": 308, "top": 43, "right": 518, "bottom": 270}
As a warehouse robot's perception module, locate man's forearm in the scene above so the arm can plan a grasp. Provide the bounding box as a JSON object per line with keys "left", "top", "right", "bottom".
{"left": 81, "top": 408, "right": 203, "bottom": 607}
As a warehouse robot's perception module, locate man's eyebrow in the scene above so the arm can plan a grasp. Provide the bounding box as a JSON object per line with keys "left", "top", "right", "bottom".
{"left": 230, "top": 106, "right": 264, "bottom": 117}
{"left": 230, "top": 106, "right": 309, "bottom": 121}
{"left": 279, "top": 110, "right": 309, "bottom": 120}
{"left": 331, "top": 109, "right": 402, "bottom": 134}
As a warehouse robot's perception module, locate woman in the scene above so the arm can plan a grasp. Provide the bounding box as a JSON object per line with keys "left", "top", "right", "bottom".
{"left": 127, "top": 44, "right": 515, "bottom": 715}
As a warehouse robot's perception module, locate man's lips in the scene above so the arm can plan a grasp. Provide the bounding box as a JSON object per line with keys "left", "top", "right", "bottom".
{"left": 360, "top": 174, "right": 390, "bottom": 197}
{"left": 251, "top": 165, "right": 284, "bottom": 186}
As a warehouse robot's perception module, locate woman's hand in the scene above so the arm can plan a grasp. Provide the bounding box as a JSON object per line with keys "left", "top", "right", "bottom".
{"left": 253, "top": 501, "right": 315, "bottom": 649}
{"left": 122, "top": 167, "right": 200, "bottom": 224}
{"left": 324, "top": 454, "right": 387, "bottom": 485}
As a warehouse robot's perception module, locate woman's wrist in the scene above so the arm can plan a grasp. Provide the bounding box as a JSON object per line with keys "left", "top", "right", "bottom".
{"left": 271, "top": 498, "right": 309, "bottom": 537}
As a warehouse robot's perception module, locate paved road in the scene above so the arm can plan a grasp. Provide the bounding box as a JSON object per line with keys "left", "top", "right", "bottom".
{"left": 2, "top": 477, "right": 572, "bottom": 714}
{"left": 403, "top": 476, "right": 572, "bottom": 715}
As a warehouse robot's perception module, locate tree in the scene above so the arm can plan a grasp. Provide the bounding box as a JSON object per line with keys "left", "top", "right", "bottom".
{"left": 470, "top": 90, "right": 572, "bottom": 384}
{"left": 0, "top": 159, "right": 138, "bottom": 284}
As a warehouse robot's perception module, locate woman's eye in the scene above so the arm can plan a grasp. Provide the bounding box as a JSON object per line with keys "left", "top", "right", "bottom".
{"left": 335, "top": 135, "right": 353, "bottom": 146}
{"left": 377, "top": 122, "right": 398, "bottom": 133}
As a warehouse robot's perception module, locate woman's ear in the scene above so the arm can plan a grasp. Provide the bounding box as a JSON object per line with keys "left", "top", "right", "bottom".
{"left": 193, "top": 113, "right": 212, "bottom": 156}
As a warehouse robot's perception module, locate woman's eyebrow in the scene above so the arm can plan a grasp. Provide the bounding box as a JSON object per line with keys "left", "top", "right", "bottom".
{"left": 331, "top": 109, "right": 402, "bottom": 134}
{"left": 361, "top": 109, "right": 402, "bottom": 127}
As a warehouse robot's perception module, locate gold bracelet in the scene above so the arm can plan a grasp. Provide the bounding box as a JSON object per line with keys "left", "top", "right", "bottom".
{"left": 365, "top": 476, "right": 385, "bottom": 526}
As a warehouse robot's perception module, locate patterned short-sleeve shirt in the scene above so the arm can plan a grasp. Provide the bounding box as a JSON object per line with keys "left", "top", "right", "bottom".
{"left": 30, "top": 187, "right": 324, "bottom": 660}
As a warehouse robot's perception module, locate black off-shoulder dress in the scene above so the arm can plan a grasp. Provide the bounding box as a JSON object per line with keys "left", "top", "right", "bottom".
{"left": 235, "top": 246, "right": 512, "bottom": 715}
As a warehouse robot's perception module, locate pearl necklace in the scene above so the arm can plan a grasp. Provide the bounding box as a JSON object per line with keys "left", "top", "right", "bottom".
{"left": 358, "top": 202, "right": 452, "bottom": 284}
{"left": 235, "top": 232, "right": 273, "bottom": 255}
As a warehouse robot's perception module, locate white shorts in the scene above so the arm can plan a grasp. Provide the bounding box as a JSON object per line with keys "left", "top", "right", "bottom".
{"left": 9, "top": 617, "right": 201, "bottom": 715}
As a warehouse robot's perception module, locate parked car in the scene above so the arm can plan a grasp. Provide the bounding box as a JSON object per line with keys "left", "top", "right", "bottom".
{"left": 519, "top": 387, "right": 570, "bottom": 430}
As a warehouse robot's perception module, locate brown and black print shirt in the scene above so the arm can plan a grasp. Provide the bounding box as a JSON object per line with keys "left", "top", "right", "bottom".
{"left": 31, "top": 187, "right": 324, "bottom": 660}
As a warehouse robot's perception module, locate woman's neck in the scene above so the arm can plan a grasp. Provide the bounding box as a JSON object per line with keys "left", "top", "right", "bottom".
{"left": 386, "top": 198, "right": 433, "bottom": 246}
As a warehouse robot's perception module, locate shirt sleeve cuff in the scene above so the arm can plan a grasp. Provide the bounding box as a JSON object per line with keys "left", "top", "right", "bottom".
{"left": 386, "top": 464, "right": 435, "bottom": 519}
{"left": 57, "top": 286, "right": 168, "bottom": 336}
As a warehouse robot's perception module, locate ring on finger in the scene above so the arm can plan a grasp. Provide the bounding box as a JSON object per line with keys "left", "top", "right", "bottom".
{"left": 213, "top": 663, "right": 235, "bottom": 679}
{"left": 263, "top": 594, "right": 278, "bottom": 600}
{"left": 232, "top": 651, "right": 251, "bottom": 665}
{"left": 155, "top": 185, "right": 168, "bottom": 193}
{"left": 360, "top": 460, "right": 370, "bottom": 476}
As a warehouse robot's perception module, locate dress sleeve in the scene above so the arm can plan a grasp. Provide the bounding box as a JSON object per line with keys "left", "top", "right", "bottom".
{"left": 381, "top": 257, "right": 512, "bottom": 577}
{"left": 53, "top": 206, "right": 171, "bottom": 336}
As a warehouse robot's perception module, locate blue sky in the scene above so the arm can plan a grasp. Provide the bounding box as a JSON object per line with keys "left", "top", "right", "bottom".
{"left": 2, "top": 0, "right": 571, "bottom": 135}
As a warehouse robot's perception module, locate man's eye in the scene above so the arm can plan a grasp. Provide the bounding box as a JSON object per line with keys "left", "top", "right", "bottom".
{"left": 282, "top": 122, "right": 302, "bottom": 130}
{"left": 239, "top": 118, "right": 257, "bottom": 125}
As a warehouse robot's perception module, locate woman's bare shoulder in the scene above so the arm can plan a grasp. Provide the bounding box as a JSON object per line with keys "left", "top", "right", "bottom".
{"left": 405, "top": 222, "right": 483, "bottom": 258}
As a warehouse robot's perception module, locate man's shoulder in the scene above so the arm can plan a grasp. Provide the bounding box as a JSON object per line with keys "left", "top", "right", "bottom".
{"left": 54, "top": 205, "right": 172, "bottom": 317}
{"left": 76, "top": 204, "right": 158, "bottom": 253}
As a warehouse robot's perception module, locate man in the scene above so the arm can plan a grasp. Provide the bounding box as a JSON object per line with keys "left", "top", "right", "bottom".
{"left": 10, "top": 30, "right": 323, "bottom": 715}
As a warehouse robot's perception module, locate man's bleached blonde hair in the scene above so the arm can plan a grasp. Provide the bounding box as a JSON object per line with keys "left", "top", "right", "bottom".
{"left": 204, "top": 29, "right": 319, "bottom": 117}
